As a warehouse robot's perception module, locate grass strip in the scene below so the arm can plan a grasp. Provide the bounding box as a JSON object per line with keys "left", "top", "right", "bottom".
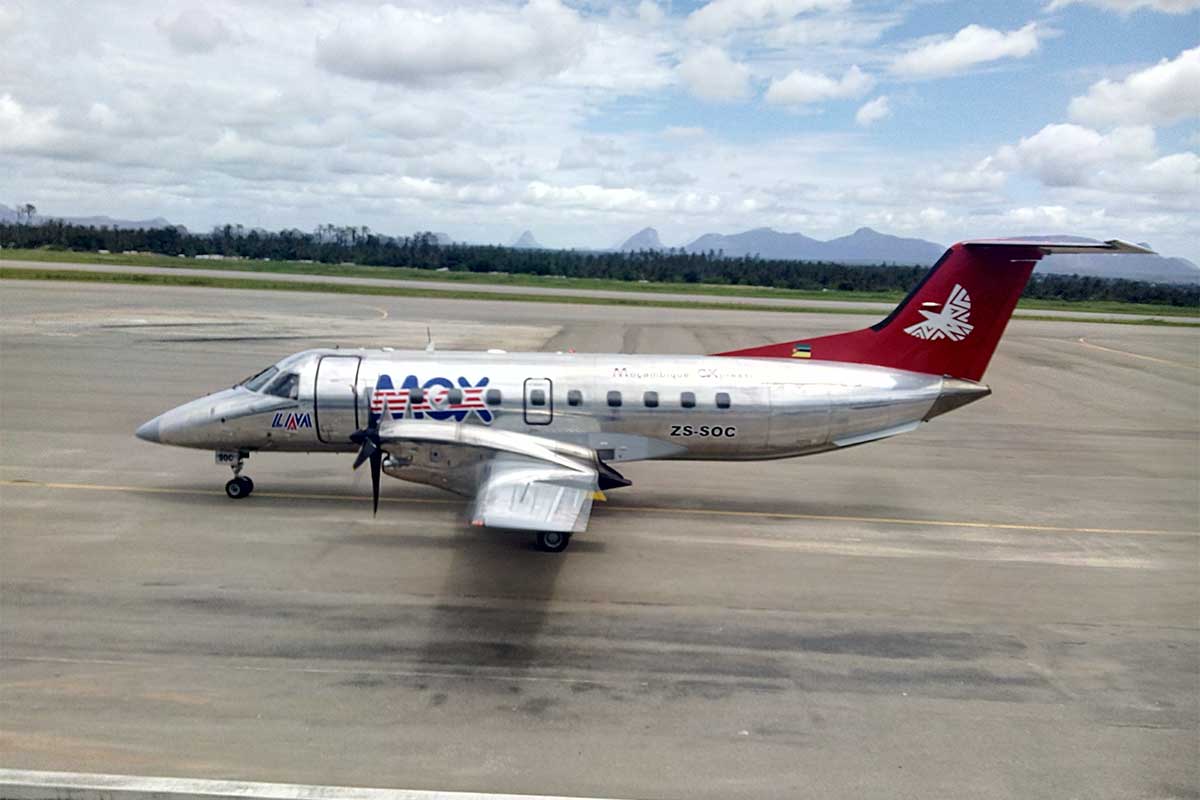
{"left": 3, "top": 267, "right": 1197, "bottom": 328}
{"left": 4, "top": 247, "right": 1196, "bottom": 318}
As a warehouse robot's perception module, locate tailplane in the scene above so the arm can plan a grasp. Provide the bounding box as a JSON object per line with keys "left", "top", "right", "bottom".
{"left": 716, "top": 239, "right": 1153, "bottom": 382}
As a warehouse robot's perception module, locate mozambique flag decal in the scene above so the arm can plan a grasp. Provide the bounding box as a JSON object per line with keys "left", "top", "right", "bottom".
{"left": 792, "top": 343, "right": 812, "bottom": 359}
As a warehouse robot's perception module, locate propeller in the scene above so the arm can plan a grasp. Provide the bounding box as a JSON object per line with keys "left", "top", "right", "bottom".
{"left": 350, "top": 386, "right": 383, "bottom": 515}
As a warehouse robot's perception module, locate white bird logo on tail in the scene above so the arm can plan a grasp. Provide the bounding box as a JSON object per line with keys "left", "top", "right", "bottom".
{"left": 904, "top": 283, "right": 973, "bottom": 341}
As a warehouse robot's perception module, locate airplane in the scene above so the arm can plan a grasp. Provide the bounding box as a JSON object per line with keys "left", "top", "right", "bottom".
{"left": 135, "top": 238, "right": 1151, "bottom": 552}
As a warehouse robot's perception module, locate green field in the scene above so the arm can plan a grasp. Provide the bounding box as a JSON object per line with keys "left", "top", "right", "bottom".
{"left": 3, "top": 266, "right": 1197, "bottom": 328}
{"left": 2, "top": 247, "right": 1197, "bottom": 319}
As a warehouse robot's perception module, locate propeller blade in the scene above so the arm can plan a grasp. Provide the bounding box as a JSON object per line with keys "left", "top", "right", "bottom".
{"left": 352, "top": 437, "right": 377, "bottom": 470}
{"left": 369, "top": 448, "right": 382, "bottom": 515}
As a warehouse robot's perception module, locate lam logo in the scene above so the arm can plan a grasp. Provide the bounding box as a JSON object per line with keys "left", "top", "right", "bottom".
{"left": 904, "top": 283, "right": 973, "bottom": 342}
{"left": 271, "top": 412, "right": 312, "bottom": 430}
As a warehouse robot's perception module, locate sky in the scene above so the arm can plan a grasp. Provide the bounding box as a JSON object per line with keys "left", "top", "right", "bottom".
{"left": 1, "top": 0, "right": 1198, "bottom": 259}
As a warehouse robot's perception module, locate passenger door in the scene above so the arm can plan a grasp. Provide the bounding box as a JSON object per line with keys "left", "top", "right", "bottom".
{"left": 314, "top": 355, "right": 362, "bottom": 443}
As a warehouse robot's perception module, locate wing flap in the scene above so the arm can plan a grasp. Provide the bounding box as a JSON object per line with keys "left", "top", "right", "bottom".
{"left": 470, "top": 454, "right": 597, "bottom": 533}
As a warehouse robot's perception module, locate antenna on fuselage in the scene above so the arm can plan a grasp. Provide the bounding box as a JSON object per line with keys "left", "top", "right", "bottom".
{"left": 425, "top": 326, "right": 435, "bottom": 353}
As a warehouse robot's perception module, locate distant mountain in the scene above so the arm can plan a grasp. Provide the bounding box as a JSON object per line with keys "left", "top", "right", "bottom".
{"left": 617, "top": 227, "right": 665, "bottom": 251}
{"left": 0, "top": 203, "right": 178, "bottom": 230}
{"left": 682, "top": 226, "right": 942, "bottom": 265}
{"left": 511, "top": 230, "right": 542, "bottom": 249}
{"left": 1025, "top": 236, "right": 1200, "bottom": 285}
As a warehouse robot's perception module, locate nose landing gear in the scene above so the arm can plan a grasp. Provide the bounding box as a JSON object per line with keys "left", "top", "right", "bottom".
{"left": 219, "top": 450, "right": 254, "bottom": 499}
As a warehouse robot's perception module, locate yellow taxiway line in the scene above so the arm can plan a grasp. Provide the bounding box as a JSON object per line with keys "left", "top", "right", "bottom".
{"left": 0, "top": 478, "right": 1187, "bottom": 537}
{"left": 1077, "top": 337, "right": 1198, "bottom": 369}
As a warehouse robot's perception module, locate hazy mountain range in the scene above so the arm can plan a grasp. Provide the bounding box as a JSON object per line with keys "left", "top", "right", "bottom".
{"left": 614, "top": 226, "right": 1200, "bottom": 285}
{"left": 0, "top": 203, "right": 175, "bottom": 230}
{"left": 3, "top": 203, "right": 1195, "bottom": 284}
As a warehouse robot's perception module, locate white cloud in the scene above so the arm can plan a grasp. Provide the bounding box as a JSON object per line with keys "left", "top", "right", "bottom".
{"left": 0, "top": 93, "right": 67, "bottom": 153}
{"left": 156, "top": 8, "right": 231, "bottom": 54}
{"left": 0, "top": 3, "right": 23, "bottom": 39}
{"left": 676, "top": 46, "right": 751, "bottom": 103}
{"left": 1068, "top": 46, "right": 1200, "bottom": 127}
{"left": 766, "top": 65, "right": 873, "bottom": 106}
{"left": 893, "top": 23, "right": 1044, "bottom": 79}
{"left": 996, "top": 122, "right": 1200, "bottom": 194}
{"left": 1046, "top": 0, "right": 1200, "bottom": 13}
{"left": 855, "top": 96, "right": 891, "bottom": 126}
{"left": 315, "top": 0, "right": 586, "bottom": 86}
{"left": 685, "top": 0, "right": 849, "bottom": 38}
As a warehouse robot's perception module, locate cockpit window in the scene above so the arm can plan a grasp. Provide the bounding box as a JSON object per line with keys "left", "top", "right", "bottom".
{"left": 265, "top": 372, "right": 300, "bottom": 399}
{"left": 241, "top": 366, "right": 278, "bottom": 392}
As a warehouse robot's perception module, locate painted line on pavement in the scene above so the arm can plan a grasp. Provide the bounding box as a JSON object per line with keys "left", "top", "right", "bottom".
{"left": 0, "top": 478, "right": 1187, "bottom": 537}
{"left": 0, "top": 769, "right": 630, "bottom": 800}
{"left": 1077, "top": 336, "right": 1198, "bottom": 369}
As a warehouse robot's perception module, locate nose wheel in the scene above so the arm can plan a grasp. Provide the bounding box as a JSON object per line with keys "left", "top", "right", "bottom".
{"left": 221, "top": 450, "right": 254, "bottom": 499}
{"left": 225, "top": 476, "right": 254, "bottom": 499}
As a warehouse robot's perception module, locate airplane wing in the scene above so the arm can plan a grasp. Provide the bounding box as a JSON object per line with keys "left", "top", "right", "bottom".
{"left": 374, "top": 419, "right": 620, "bottom": 533}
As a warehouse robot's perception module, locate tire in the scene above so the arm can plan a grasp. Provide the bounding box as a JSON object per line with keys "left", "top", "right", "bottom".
{"left": 241, "top": 477, "right": 254, "bottom": 495}
{"left": 225, "top": 477, "right": 249, "bottom": 499}
{"left": 536, "top": 531, "right": 570, "bottom": 553}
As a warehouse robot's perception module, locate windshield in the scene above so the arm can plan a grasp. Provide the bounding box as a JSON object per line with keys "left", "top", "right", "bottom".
{"left": 240, "top": 366, "right": 279, "bottom": 392}
{"left": 264, "top": 372, "right": 299, "bottom": 399}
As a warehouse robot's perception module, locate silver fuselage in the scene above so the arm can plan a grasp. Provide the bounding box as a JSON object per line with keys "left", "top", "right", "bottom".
{"left": 141, "top": 348, "right": 985, "bottom": 463}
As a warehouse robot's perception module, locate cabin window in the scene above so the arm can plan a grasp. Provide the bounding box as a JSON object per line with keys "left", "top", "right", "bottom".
{"left": 567, "top": 389, "right": 583, "bottom": 406}
{"left": 607, "top": 390, "right": 623, "bottom": 407}
{"left": 643, "top": 391, "right": 659, "bottom": 408}
{"left": 715, "top": 392, "right": 731, "bottom": 409}
{"left": 410, "top": 388, "right": 425, "bottom": 403}
{"left": 485, "top": 388, "right": 502, "bottom": 406}
{"left": 680, "top": 391, "right": 696, "bottom": 408}
{"left": 446, "top": 388, "right": 463, "bottom": 405}
{"left": 530, "top": 389, "right": 547, "bottom": 406}
{"left": 265, "top": 372, "right": 299, "bottom": 399}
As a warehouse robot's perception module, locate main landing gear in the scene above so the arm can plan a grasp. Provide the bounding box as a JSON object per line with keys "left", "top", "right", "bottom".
{"left": 535, "top": 531, "right": 571, "bottom": 553}
{"left": 222, "top": 450, "right": 254, "bottom": 499}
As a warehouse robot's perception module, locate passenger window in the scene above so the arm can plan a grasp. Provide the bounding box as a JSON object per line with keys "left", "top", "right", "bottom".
{"left": 485, "top": 388, "right": 502, "bottom": 406}
{"left": 681, "top": 391, "right": 696, "bottom": 408}
{"left": 567, "top": 390, "right": 582, "bottom": 407}
{"left": 715, "top": 392, "right": 731, "bottom": 409}
{"left": 530, "top": 389, "right": 546, "bottom": 406}
{"left": 607, "top": 390, "right": 622, "bottom": 407}
{"left": 447, "top": 388, "right": 463, "bottom": 404}
{"left": 643, "top": 391, "right": 659, "bottom": 408}
{"left": 410, "top": 388, "right": 425, "bottom": 403}
{"left": 265, "top": 372, "right": 299, "bottom": 399}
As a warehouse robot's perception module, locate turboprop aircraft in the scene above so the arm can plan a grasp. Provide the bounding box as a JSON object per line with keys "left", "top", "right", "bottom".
{"left": 136, "top": 238, "right": 1150, "bottom": 551}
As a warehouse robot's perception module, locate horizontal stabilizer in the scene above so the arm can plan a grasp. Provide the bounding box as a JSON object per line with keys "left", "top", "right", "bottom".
{"left": 962, "top": 239, "right": 1155, "bottom": 256}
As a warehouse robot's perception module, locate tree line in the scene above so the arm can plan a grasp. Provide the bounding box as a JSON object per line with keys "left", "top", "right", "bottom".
{"left": 2, "top": 219, "right": 1197, "bottom": 308}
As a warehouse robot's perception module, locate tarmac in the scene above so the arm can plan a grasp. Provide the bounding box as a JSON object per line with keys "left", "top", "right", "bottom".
{"left": 1, "top": 279, "right": 1197, "bottom": 799}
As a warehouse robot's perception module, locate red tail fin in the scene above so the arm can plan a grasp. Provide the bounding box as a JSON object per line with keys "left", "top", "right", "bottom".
{"left": 715, "top": 239, "right": 1153, "bottom": 382}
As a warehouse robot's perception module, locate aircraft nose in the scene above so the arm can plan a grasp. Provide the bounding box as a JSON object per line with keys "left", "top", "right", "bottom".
{"left": 135, "top": 416, "right": 163, "bottom": 443}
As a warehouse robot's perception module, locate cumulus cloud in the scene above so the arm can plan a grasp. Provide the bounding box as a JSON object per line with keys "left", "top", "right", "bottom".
{"left": 685, "top": 0, "right": 849, "bottom": 38}
{"left": 855, "top": 96, "right": 891, "bottom": 126}
{"left": 892, "top": 22, "right": 1044, "bottom": 79}
{"left": 0, "top": 93, "right": 66, "bottom": 153}
{"left": 996, "top": 122, "right": 1200, "bottom": 194}
{"left": 157, "top": 7, "right": 231, "bottom": 54}
{"left": 1068, "top": 46, "right": 1200, "bottom": 127}
{"left": 1046, "top": 0, "right": 1200, "bottom": 12}
{"left": 766, "top": 65, "right": 873, "bottom": 106}
{"left": 315, "top": 0, "right": 585, "bottom": 86}
{"left": 676, "top": 46, "right": 751, "bottom": 102}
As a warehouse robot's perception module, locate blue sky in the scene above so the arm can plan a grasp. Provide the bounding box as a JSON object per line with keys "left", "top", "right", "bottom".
{"left": 1, "top": 0, "right": 1197, "bottom": 259}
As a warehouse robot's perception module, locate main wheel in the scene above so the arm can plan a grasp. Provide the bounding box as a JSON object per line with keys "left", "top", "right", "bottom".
{"left": 225, "top": 477, "right": 251, "bottom": 499}
{"left": 535, "top": 531, "right": 570, "bottom": 553}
